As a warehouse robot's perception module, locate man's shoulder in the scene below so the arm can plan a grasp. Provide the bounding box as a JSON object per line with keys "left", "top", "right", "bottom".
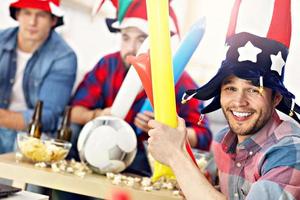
{"left": 45, "top": 31, "right": 76, "bottom": 56}
{"left": 259, "top": 121, "right": 300, "bottom": 173}
{"left": 0, "top": 27, "right": 16, "bottom": 37}
{"left": 95, "top": 51, "right": 122, "bottom": 67}
{"left": 273, "top": 121, "right": 300, "bottom": 150}
{"left": 268, "top": 121, "right": 300, "bottom": 153}
{"left": 102, "top": 51, "right": 121, "bottom": 60}
{"left": 0, "top": 27, "right": 17, "bottom": 45}
{"left": 274, "top": 120, "right": 300, "bottom": 141}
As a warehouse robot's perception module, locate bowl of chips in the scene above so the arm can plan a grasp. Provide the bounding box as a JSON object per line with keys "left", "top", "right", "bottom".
{"left": 17, "top": 133, "right": 72, "bottom": 164}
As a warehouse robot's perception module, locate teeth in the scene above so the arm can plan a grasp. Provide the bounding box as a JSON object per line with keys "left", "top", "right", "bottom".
{"left": 232, "top": 111, "right": 251, "bottom": 117}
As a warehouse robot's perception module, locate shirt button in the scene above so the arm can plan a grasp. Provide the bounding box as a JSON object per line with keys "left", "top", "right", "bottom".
{"left": 249, "top": 151, "right": 253, "bottom": 155}
{"left": 234, "top": 193, "right": 239, "bottom": 197}
{"left": 10, "top": 78, "right": 15, "bottom": 84}
{"left": 236, "top": 162, "right": 241, "bottom": 168}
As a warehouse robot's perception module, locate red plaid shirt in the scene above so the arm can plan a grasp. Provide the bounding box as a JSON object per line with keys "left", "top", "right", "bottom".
{"left": 71, "top": 51, "right": 211, "bottom": 150}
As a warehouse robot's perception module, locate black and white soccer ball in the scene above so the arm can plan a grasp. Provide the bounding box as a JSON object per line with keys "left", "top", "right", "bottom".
{"left": 77, "top": 116, "right": 137, "bottom": 174}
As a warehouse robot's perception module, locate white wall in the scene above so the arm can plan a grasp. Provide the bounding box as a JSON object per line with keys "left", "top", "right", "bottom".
{"left": 1, "top": 0, "right": 299, "bottom": 92}
{"left": 0, "top": 0, "right": 229, "bottom": 88}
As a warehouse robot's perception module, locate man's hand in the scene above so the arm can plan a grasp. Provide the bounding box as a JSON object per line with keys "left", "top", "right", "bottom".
{"left": 134, "top": 111, "right": 154, "bottom": 132}
{"left": 93, "top": 107, "right": 112, "bottom": 118}
{"left": 147, "top": 117, "right": 187, "bottom": 166}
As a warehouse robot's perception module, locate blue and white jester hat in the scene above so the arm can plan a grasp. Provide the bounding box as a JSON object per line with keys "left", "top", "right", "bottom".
{"left": 183, "top": 0, "right": 300, "bottom": 123}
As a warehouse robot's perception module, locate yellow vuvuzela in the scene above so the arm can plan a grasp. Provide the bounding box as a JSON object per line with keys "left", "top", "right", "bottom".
{"left": 146, "top": 0, "right": 177, "bottom": 181}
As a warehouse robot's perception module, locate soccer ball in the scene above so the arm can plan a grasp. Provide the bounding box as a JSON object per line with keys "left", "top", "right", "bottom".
{"left": 77, "top": 116, "right": 137, "bottom": 174}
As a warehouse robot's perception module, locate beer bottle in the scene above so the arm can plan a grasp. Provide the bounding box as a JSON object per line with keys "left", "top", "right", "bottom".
{"left": 28, "top": 100, "right": 43, "bottom": 138}
{"left": 57, "top": 106, "right": 72, "bottom": 142}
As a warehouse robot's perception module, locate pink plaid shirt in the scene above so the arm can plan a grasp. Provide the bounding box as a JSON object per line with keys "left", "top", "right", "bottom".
{"left": 212, "top": 112, "right": 300, "bottom": 200}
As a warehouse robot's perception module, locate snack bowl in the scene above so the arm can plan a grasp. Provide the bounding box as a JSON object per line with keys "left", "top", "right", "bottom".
{"left": 17, "top": 133, "right": 72, "bottom": 164}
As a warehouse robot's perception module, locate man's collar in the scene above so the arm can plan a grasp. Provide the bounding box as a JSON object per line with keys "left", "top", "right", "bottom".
{"left": 3, "top": 27, "right": 18, "bottom": 51}
{"left": 221, "top": 111, "right": 282, "bottom": 154}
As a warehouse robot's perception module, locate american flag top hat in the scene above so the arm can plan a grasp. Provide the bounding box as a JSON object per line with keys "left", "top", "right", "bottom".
{"left": 9, "top": 0, "right": 64, "bottom": 27}
{"left": 183, "top": 0, "right": 300, "bottom": 123}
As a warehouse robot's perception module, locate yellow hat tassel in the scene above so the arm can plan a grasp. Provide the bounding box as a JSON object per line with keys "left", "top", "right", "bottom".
{"left": 181, "top": 92, "right": 197, "bottom": 104}
{"left": 289, "top": 99, "right": 295, "bottom": 116}
{"left": 259, "top": 76, "right": 264, "bottom": 94}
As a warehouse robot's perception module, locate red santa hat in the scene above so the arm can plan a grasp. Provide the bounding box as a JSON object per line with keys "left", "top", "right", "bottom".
{"left": 9, "top": 0, "right": 64, "bottom": 27}
{"left": 95, "top": 0, "right": 179, "bottom": 35}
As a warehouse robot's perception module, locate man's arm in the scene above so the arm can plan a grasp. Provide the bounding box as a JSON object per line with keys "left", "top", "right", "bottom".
{"left": 71, "top": 105, "right": 111, "bottom": 125}
{"left": 0, "top": 109, "right": 26, "bottom": 130}
{"left": 169, "top": 147, "right": 225, "bottom": 200}
{"left": 70, "top": 56, "right": 113, "bottom": 126}
{"left": 147, "top": 118, "right": 225, "bottom": 200}
{"left": 22, "top": 51, "right": 77, "bottom": 132}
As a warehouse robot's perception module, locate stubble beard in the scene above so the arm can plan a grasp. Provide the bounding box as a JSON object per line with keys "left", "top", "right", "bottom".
{"left": 222, "top": 107, "right": 272, "bottom": 137}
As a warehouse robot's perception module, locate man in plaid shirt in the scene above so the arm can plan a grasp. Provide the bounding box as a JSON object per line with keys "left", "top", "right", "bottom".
{"left": 70, "top": 0, "right": 211, "bottom": 177}
{"left": 147, "top": 0, "right": 300, "bottom": 199}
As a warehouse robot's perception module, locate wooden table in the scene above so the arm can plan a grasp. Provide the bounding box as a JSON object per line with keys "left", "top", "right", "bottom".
{"left": 0, "top": 153, "right": 181, "bottom": 200}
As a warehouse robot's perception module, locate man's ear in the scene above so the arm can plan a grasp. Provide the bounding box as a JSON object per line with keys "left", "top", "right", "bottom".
{"left": 15, "top": 10, "right": 20, "bottom": 20}
{"left": 51, "top": 17, "right": 58, "bottom": 28}
{"left": 273, "top": 92, "right": 283, "bottom": 107}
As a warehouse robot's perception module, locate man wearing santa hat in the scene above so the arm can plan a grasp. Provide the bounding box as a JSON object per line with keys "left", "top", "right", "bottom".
{"left": 147, "top": 0, "right": 300, "bottom": 199}
{"left": 0, "top": 0, "right": 77, "bottom": 153}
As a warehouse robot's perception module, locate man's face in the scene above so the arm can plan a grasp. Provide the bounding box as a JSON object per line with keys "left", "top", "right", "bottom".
{"left": 220, "top": 76, "right": 281, "bottom": 140}
{"left": 120, "top": 27, "right": 147, "bottom": 68}
{"left": 16, "top": 8, "right": 56, "bottom": 45}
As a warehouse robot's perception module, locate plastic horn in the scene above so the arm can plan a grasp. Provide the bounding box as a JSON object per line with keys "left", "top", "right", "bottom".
{"left": 110, "top": 38, "right": 149, "bottom": 119}
{"left": 128, "top": 39, "right": 199, "bottom": 182}
{"left": 126, "top": 53, "right": 153, "bottom": 106}
{"left": 146, "top": 0, "right": 177, "bottom": 181}
{"left": 136, "top": 17, "right": 206, "bottom": 135}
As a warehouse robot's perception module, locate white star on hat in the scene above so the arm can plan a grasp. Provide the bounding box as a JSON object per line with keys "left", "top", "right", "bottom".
{"left": 238, "top": 41, "right": 262, "bottom": 63}
{"left": 270, "top": 51, "right": 285, "bottom": 76}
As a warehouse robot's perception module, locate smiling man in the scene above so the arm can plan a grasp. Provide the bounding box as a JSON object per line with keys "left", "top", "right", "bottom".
{"left": 147, "top": 0, "right": 300, "bottom": 199}
{"left": 0, "top": 0, "right": 77, "bottom": 153}
{"left": 220, "top": 75, "right": 282, "bottom": 143}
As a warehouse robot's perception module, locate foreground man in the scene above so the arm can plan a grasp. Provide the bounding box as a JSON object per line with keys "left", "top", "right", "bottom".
{"left": 148, "top": 0, "right": 300, "bottom": 199}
